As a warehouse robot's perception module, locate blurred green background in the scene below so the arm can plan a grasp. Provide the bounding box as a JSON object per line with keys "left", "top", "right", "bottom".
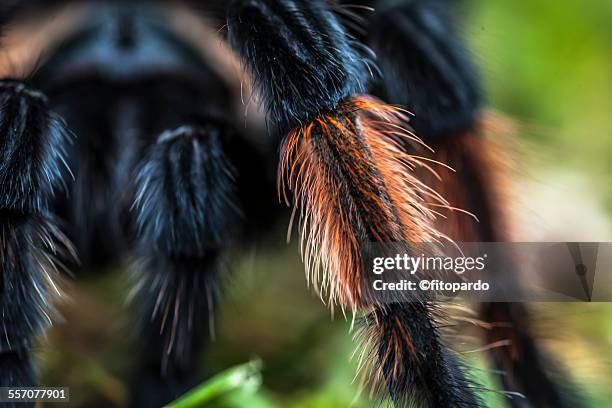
{"left": 38, "top": 1, "right": 612, "bottom": 407}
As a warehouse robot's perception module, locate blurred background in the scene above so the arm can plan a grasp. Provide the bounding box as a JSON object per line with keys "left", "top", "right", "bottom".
{"left": 33, "top": 0, "right": 612, "bottom": 407}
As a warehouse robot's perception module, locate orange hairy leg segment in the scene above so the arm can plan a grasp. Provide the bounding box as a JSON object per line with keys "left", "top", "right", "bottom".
{"left": 279, "top": 96, "right": 446, "bottom": 310}
{"left": 279, "top": 97, "right": 483, "bottom": 407}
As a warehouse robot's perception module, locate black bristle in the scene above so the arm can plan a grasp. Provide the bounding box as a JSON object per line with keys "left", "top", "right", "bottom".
{"left": 365, "top": 302, "right": 483, "bottom": 408}
{"left": 132, "top": 125, "right": 240, "bottom": 256}
{"left": 130, "top": 124, "right": 241, "bottom": 380}
{"left": 131, "top": 254, "right": 218, "bottom": 376}
{"left": 367, "top": 0, "right": 482, "bottom": 138}
{"left": 0, "top": 216, "right": 70, "bottom": 355}
{"left": 227, "top": 0, "right": 368, "bottom": 132}
{"left": 0, "top": 80, "right": 74, "bottom": 388}
{"left": 0, "top": 80, "right": 71, "bottom": 214}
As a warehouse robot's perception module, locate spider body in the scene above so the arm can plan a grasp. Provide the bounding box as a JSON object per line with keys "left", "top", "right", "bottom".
{"left": 0, "top": 1, "right": 583, "bottom": 407}
{"left": 36, "top": 4, "right": 242, "bottom": 266}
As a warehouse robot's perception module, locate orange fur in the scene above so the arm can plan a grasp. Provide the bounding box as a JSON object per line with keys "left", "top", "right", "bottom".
{"left": 279, "top": 96, "right": 448, "bottom": 311}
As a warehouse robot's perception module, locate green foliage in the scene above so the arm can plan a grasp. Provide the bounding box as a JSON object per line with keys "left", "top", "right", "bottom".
{"left": 164, "top": 360, "right": 273, "bottom": 408}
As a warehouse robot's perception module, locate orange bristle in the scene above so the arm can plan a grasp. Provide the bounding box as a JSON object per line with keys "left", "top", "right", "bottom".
{"left": 278, "top": 96, "right": 448, "bottom": 311}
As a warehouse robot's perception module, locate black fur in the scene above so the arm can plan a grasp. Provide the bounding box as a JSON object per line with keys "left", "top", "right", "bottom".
{"left": 128, "top": 255, "right": 217, "bottom": 407}
{"left": 131, "top": 255, "right": 219, "bottom": 376}
{"left": 132, "top": 126, "right": 240, "bottom": 256}
{"left": 128, "top": 125, "right": 241, "bottom": 407}
{"left": 0, "top": 81, "right": 74, "bottom": 394}
{"left": 0, "top": 216, "right": 70, "bottom": 354}
{"left": 370, "top": 302, "right": 482, "bottom": 408}
{"left": 0, "top": 81, "right": 71, "bottom": 213}
{"left": 364, "top": 0, "right": 482, "bottom": 138}
{"left": 228, "top": 0, "right": 369, "bottom": 132}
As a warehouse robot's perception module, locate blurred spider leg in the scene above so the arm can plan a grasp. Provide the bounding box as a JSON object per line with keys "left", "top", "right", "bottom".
{"left": 128, "top": 124, "right": 241, "bottom": 408}
{"left": 0, "top": 80, "right": 74, "bottom": 403}
{"left": 228, "top": 1, "right": 481, "bottom": 406}
{"left": 361, "top": 0, "right": 585, "bottom": 406}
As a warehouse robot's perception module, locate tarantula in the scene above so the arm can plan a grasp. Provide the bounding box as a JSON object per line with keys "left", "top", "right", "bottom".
{"left": 0, "top": 1, "right": 584, "bottom": 407}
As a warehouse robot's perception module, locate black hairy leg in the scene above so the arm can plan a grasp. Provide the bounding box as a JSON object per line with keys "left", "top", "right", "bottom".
{"left": 123, "top": 115, "right": 276, "bottom": 407}
{"left": 360, "top": 302, "right": 481, "bottom": 407}
{"left": 0, "top": 80, "right": 74, "bottom": 405}
{"left": 106, "top": 65, "right": 256, "bottom": 407}
{"left": 358, "top": 1, "right": 585, "bottom": 406}
{"left": 128, "top": 124, "right": 242, "bottom": 407}
{"left": 418, "top": 133, "right": 585, "bottom": 408}
{"left": 228, "top": 0, "right": 370, "bottom": 133}
{"left": 228, "top": 1, "right": 481, "bottom": 406}
{"left": 352, "top": 0, "right": 482, "bottom": 139}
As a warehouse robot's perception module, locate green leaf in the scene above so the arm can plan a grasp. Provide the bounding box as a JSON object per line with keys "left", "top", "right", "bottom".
{"left": 164, "top": 360, "right": 263, "bottom": 408}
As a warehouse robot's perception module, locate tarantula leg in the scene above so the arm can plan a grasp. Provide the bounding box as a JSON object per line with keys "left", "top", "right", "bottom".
{"left": 128, "top": 125, "right": 241, "bottom": 407}
{"left": 228, "top": 1, "right": 482, "bottom": 406}
{"left": 227, "top": 0, "right": 369, "bottom": 133}
{"left": 0, "top": 80, "right": 73, "bottom": 400}
{"left": 362, "top": 0, "right": 482, "bottom": 139}
{"left": 421, "top": 133, "right": 585, "bottom": 408}
{"left": 361, "top": 1, "right": 585, "bottom": 406}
